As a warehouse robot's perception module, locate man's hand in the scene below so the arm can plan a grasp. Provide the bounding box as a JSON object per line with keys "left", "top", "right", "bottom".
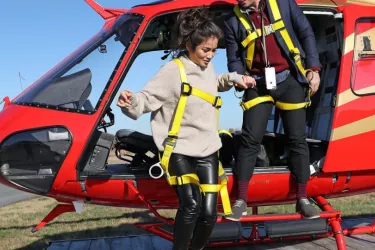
{"left": 307, "top": 71, "right": 320, "bottom": 95}
{"left": 235, "top": 75, "right": 256, "bottom": 89}
{"left": 117, "top": 90, "right": 133, "bottom": 108}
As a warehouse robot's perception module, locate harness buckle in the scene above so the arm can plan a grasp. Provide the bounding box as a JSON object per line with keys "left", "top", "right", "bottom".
{"left": 213, "top": 96, "right": 222, "bottom": 108}
{"left": 177, "top": 176, "right": 184, "bottom": 185}
{"left": 290, "top": 49, "right": 301, "bottom": 62}
{"left": 181, "top": 82, "right": 192, "bottom": 96}
{"left": 166, "top": 135, "right": 178, "bottom": 147}
{"left": 264, "top": 24, "right": 274, "bottom": 35}
{"left": 240, "top": 101, "right": 247, "bottom": 111}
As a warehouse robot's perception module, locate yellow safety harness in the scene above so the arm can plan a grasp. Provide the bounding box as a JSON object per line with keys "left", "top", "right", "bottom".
{"left": 159, "top": 58, "right": 232, "bottom": 215}
{"left": 234, "top": 0, "right": 312, "bottom": 112}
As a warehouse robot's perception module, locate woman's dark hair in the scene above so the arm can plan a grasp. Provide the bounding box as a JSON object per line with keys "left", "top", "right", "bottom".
{"left": 171, "top": 8, "right": 223, "bottom": 56}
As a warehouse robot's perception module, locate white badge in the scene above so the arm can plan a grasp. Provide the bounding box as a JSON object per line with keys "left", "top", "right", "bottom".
{"left": 265, "top": 67, "right": 277, "bottom": 90}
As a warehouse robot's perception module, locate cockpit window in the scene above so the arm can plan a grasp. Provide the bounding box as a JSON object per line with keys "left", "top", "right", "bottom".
{"left": 14, "top": 13, "right": 144, "bottom": 114}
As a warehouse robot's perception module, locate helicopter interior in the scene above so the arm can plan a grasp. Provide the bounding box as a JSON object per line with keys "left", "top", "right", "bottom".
{"left": 78, "top": 5, "right": 343, "bottom": 180}
{"left": 31, "top": 68, "right": 94, "bottom": 111}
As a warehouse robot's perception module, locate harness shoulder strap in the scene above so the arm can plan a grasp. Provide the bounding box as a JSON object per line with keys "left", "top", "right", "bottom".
{"left": 160, "top": 58, "right": 232, "bottom": 215}
{"left": 233, "top": 5, "right": 285, "bottom": 71}
{"left": 234, "top": 1, "right": 311, "bottom": 112}
{"left": 160, "top": 59, "right": 189, "bottom": 176}
{"left": 233, "top": 5, "right": 256, "bottom": 70}
{"left": 268, "top": 0, "right": 307, "bottom": 77}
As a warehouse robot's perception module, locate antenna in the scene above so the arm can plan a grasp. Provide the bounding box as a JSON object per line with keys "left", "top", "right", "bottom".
{"left": 18, "top": 72, "right": 25, "bottom": 91}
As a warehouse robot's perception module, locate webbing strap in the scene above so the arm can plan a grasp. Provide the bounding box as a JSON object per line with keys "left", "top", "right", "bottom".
{"left": 188, "top": 86, "right": 222, "bottom": 108}
{"left": 168, "top": 173, "right": 200, "bottom": 186}
{"left": 241, "top": 20, "right": 285, "bottom": 48}
{"left": 218, "top": 130, "right": 233, "bottom": 138}
{"left": 240, "top": 96, "right": 274, "bottom": 111}
{"left": 199, "top": 163, "right": 231, "bottom": 215}
{"left": 174, "top": 57, "right": 188, "bottom": 83}
{"left": 233, "top": 6, "right": 256, "bottom": 70}
{"left": 275, "top": 88, "right": 312, "bottom": 110}
{"left": 159, "top": 58, "right": 232, "bottom": 215}
{"left": 275, "top": 101, "right": 309, "bottom": 110}
{"left": 161, "top": 59, "right": 222, "bottom": 172}
{"left": 234, "top": 5, "right": 284, "bottom": 70}
{"left": 268, "top": 0, "right": 307, "bottom": 77}
{"left": 234, "top": 2, "right": 307, "bottom": 77}
{"left": 167, "top": 59, "right": 190, "bottom": 139}
{"left": 240, "top": 88, "right": 312, "bottom": 111}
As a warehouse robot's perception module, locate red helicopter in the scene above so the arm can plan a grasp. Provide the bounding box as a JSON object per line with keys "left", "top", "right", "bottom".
{"left": 1, "top": 0, "right": 375, "bottom": 249}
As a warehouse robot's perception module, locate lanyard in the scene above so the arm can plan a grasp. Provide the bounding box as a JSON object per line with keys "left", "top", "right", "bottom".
{"left": 260, "top": 9, "right": 270, "bottom": 67}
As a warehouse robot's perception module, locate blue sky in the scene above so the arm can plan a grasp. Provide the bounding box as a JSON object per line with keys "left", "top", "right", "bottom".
{"left": 0, "top": 0, "right": 247, "bottom": 135}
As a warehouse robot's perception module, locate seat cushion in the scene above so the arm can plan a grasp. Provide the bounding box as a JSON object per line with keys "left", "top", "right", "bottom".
{"left": 116, "top": 129, "right": 157, "bottom": 152}
{"left": 116, "top": 129, "right": 153, "bottom": 142}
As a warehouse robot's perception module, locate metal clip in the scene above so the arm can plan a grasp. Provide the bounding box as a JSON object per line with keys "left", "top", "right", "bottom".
{"left": 264, "top": 24, "right": 274, "bottom": 35}
{"left": 80, "top": 181, "right": 87, "bottom": 193}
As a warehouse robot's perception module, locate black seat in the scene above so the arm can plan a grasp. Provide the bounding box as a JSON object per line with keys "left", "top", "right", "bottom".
{"left": 115, "top": 129, "right": 158, "bottom": 167}
{"left": 116, "top": 129, "right": 157, "bottom": 151}
{"left": 33, "top": 68, "right": 93, "bottom": 110}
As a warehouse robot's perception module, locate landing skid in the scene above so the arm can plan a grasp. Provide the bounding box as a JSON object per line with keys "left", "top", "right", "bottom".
{"left": 125, "top": 180, "right": 375, "bottom": 250}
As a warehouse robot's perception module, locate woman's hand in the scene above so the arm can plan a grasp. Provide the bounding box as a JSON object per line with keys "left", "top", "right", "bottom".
{"left": 235, "top": 75, "right": 256, "bottom": 89}
{"left": 117, "top": 90, "right": 133, "bottom": 108}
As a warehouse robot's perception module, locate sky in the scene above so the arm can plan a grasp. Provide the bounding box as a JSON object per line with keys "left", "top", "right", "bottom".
{"left": 0, "top": 0, "right": 248, "bottom": 135}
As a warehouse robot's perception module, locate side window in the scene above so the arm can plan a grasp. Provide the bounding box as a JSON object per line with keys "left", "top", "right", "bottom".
{"left": 351, "top": 18, "right": 375, "bottom": 95}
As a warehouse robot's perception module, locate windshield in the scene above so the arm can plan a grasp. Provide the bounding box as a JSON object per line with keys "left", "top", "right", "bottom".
{"left": 14, "top": 13, "right": 144, "bottom": 114}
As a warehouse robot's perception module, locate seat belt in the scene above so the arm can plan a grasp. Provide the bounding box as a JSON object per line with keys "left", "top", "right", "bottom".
{"left": 160, "top": 58, "right": 232, "bottom": 216}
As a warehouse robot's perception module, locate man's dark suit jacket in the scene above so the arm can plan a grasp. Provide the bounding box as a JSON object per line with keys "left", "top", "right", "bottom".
{"left": 223, "top": 0, "right": 321, "bottom": 84}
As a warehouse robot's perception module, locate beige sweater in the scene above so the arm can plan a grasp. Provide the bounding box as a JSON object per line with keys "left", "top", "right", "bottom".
{"left": 122, "top": 55, "right": 243, "bottom": 157}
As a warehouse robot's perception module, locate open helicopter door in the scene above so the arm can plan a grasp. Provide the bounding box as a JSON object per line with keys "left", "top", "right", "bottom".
{"left": 323, "top": 3, "right": 375, "bottom": 173}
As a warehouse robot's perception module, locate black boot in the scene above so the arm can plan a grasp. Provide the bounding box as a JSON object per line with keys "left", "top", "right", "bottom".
{"left": 188, "top": 222, "right": 214, "bottom": 250}
{"left": 172, "top": 212, "right": 197, "bottom": 250}
{"left": 188, "top": 220, "right": 215, "bottom": 250}
{"left": 296, "top": 198, "right": 320, "bottom": 219}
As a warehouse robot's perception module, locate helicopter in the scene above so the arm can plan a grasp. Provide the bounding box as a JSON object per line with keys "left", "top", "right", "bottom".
{"left": 1, "top": 0, "right": 375, "bottom": 249}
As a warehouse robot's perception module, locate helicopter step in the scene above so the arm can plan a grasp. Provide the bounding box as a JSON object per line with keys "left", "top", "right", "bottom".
{"left": 207, "top": 221, "right": 243, "bottom": 242}
{"left": 264, "top": 218, "right": 328, "bottom": 238}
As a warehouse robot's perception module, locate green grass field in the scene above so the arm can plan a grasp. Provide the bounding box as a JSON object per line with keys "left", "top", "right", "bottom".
{"left": 1, "top": 193, "right": 375, "bottom": 250}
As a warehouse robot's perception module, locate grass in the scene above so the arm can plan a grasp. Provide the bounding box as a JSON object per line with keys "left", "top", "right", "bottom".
{"left": 1, "top": 193, "right": 375, "bottom": 250}
{"left": 0, "top": 196, "right": 176, "bottom": 250}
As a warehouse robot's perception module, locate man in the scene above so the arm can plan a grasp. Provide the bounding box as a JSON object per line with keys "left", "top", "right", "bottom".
{"left": 223, "top": 0, "right": 321, "bottom": 221}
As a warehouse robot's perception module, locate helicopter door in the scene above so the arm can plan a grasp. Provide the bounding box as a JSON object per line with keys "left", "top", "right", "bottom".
{"left": 324, "top": 5, "right": 375, "bottom": 172}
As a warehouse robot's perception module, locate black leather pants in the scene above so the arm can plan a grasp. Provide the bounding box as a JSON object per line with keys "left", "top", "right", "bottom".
{"left": 168, "top": 152, "right": 219, "bottom": 250}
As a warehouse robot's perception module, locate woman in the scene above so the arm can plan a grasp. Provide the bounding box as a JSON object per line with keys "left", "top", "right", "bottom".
{"left": 117, "top": 8, "right": 254, "bottom": 250}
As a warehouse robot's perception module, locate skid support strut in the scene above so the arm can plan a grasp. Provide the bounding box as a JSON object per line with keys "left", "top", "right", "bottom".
{"left": 32, "top": 203, "right": 75, "bottom": 233}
